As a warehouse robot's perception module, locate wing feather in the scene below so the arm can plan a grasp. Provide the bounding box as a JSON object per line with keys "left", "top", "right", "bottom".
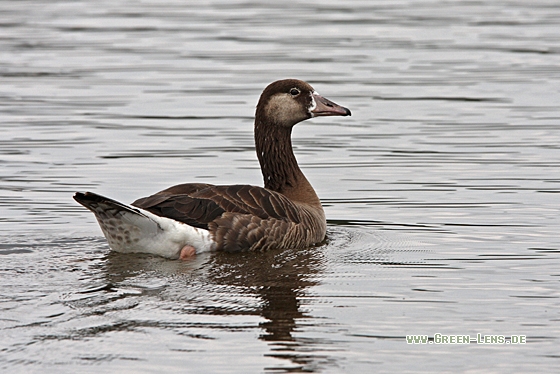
{"left": 132, "top": 184, "right": 302, "bottom": 230}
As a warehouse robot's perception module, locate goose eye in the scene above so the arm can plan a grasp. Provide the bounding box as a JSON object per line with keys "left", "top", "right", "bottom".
{"left": 289, "top": 88, "right": 300, "bottom": 96}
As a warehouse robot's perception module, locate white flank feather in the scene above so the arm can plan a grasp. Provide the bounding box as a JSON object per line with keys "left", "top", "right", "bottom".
{"left": 79, "top": 194, "right": 217, "bottom": 259}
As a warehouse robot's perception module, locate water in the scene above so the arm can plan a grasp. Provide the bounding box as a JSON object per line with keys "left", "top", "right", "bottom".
{"left": 1, "top": 0, "right": 559, "bottom": 372}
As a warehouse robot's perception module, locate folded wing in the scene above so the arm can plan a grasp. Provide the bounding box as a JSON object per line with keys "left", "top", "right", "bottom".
{"left": 132, "top": 184, "right": 302, "bottom": 230}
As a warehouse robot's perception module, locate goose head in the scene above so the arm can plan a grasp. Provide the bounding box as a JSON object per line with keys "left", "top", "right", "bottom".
{"left": 256, "top": 79, "right": 351, "bottom": 128}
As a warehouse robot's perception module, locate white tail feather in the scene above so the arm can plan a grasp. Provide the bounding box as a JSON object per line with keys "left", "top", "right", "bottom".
{"left": 75, "top": 192, "right": 216, "bottom": 258}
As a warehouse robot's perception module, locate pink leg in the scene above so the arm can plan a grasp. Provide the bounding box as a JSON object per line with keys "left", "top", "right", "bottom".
{"left": 179, "top": 245, "right": 196, "bottom": 260}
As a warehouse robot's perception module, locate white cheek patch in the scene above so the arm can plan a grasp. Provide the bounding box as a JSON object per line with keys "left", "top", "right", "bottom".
{"left": 309, "top": 91, "right": 318, "bottom": 116}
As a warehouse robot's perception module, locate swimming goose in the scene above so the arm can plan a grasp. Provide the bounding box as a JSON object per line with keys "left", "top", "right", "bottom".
{"left": 74, "top": 79, "right": 351, "bottom": 259}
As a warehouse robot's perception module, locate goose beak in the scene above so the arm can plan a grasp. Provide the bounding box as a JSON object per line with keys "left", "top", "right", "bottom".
{"left": 311, "top": 93, "right": 351, "bottom": 117}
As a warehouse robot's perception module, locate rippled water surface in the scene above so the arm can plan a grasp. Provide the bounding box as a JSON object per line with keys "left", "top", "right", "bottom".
{"left": 1, "top": 1, "right": 559, "bottom": 373}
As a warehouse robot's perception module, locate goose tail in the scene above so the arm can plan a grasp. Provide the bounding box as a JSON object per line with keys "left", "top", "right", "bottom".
{"left": 73, "top": 192, "right": 216, "bottom": 258}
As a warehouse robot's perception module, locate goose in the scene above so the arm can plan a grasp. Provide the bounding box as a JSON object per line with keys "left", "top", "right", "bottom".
{"left": 74, "top": 79, "right": 351, "bottom": 259}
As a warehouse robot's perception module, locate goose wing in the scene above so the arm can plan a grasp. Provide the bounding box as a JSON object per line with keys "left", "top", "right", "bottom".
{"left": 132, "top": 184, "right": 302, "bottom": 230}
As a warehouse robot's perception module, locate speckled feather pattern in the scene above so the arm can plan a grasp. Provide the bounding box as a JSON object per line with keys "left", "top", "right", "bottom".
{"left": 74, "top": 192, "right": 216, "bottom": 258}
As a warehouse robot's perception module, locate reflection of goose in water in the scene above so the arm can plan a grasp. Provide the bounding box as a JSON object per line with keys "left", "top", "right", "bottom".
{"left": 207, "top": 248, "right": 325, "bottom": 343}
{"left": 74, "top": 79, "right": 351, "bottom": 259}
{"left": 104, "top": 246, "right": 324, "bottom": 337}
{"left": 100, "top": 245, "right": 327, "bottom": 368}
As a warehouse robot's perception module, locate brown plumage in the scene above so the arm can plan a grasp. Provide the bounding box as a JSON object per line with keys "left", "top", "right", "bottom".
{"left": 74, "top": 79, "right": 351, "bottom": 257}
